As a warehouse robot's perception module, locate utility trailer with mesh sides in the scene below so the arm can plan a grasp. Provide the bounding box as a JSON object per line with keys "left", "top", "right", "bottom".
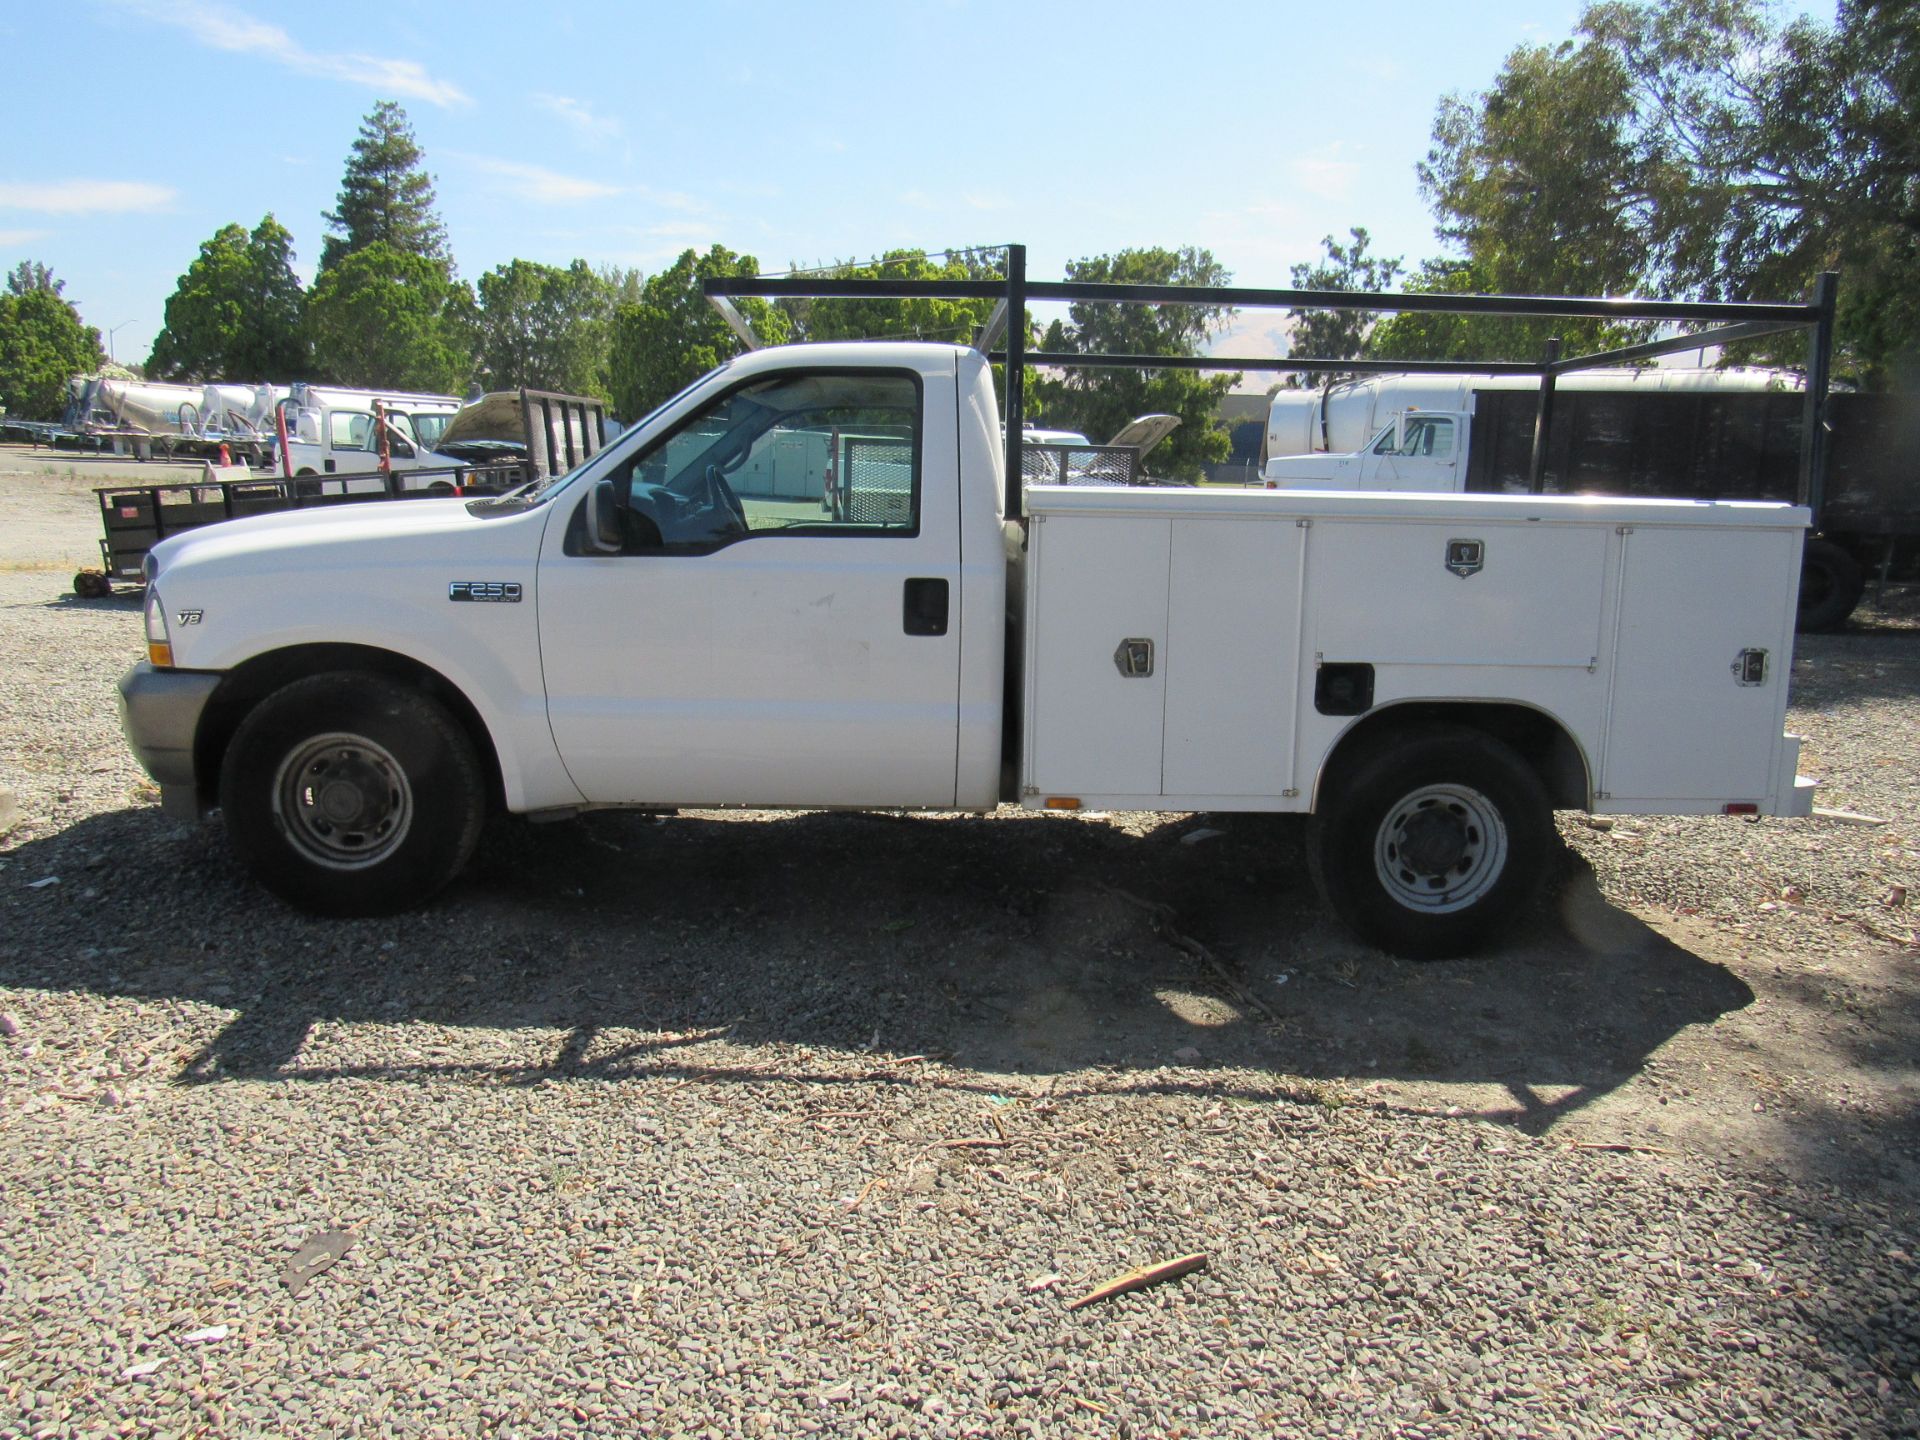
{"left": 115, "top": 248, "right": 1828, "bottom": 958}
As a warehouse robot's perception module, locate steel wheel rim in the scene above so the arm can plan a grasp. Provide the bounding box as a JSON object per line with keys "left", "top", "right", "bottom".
{"left": 272, "top": 731, "right": 414, "bottom": 871}
{"left": 1374, "top": 782, "right": 1509, "bottom": 914}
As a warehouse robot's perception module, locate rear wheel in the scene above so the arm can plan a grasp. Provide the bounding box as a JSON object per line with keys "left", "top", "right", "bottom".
{"left": 1797, "top": 537, "right": 1865, "bottom": 632}
{"left": 1309, "top": 727, "right": 1552, "bottom": 959}
{"left": 219, "top": 673, "right": 485, "bottom": 916}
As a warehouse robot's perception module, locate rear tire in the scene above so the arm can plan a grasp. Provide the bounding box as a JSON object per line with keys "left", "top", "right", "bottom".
{"left": 219, "top": 673, "right": 485, "bottom": 916}
{"left": 1309, "top": 726, "right": 1552, "bottom": 959}
{"left": 1798, "top": 537, "right": 1865, "bottom": 632}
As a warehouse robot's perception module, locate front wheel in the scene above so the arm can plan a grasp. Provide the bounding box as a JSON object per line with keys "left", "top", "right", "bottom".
{"left": 1308, "top": 727, "right": 1552, "bottom": 959}
{"left": 219, "top": 673, "right": 485, "bottom": 916}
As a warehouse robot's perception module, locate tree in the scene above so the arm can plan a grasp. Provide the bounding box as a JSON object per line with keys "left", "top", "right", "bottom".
{"left": 306, "top": 242, "right": 475, "bottom": 392}
{"left": 5, "top": 261, "right": 62, "bottom": 296}
{"left": 1365, "top": 256, "right": 1646, "bottom": 364}
{"left": 608, "top": 245, "right": 789, "bottom": 419}
{"left": 0, "top": 285, "right": 104, "bottom": 419}
{"left": 780, "top": 249, "right": 999, "bottom": 345}
{"left": 1283, "top": 228, "right": 1404, "bottom": 385}
{"left": 476, "top": 259, "right": 614, "bottom": 397}
{"left": 320, "top": 100, "right": 450, "bottom": 272}
{"left": 1419, "top": 0, "right": 1920, "bottom": 384}
{"left": 1027, "top": 247, "right": 1238, "bottom": 481}
{"left": 147, "top": 215, "right": 308, "bottom": 380}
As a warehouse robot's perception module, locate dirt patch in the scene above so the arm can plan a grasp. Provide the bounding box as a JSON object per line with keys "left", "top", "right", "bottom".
{"left": 0, "top": 441, "right": 208, "bottom": 573}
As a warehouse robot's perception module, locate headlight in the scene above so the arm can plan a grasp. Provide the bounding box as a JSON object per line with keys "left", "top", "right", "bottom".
{"left": 144, "top": 588, "right": 173, "bottom": 668}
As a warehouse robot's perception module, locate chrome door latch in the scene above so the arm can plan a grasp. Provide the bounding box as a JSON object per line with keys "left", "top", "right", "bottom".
{"left": 1114, "top": 638, "right": 1155, "bottom": 678}
{"left": 1732, "top": 648, "right": 1768, "bottom": 685}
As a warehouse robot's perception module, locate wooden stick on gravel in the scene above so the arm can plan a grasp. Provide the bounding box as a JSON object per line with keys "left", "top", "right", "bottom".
{"left": 1066, "top": 1253, "right": 1209, "bottom": 1311}
{"left": 1102, "top": 886, "right": 1278, "bottom": 1022}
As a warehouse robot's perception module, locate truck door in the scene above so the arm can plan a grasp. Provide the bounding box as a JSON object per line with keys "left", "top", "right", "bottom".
{"left": 1372, "top": 413, "right": 1465, "bottom": 491}
{"left": 323, "top": 410, "right": 374, "bottom": 473}
{"left": 536, "top": 365, "right": 963, "bottom": 807}
{"left": 1349, "top": 423, "right": 1403, "bottom": 488}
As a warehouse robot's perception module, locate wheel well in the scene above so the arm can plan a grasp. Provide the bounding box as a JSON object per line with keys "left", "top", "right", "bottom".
{"left": 193, "top": 644, "right": 506, "bottom": 813}
{"left": 1314, "top": 701, "right": 1590, "bottom": 811}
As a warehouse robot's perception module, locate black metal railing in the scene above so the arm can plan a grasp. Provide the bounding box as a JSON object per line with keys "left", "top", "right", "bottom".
{"left": 704, "top": 248, "right": 1838, "bottom": 520}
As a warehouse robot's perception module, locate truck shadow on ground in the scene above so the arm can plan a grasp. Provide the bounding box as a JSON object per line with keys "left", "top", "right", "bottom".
{"left": 5, "top": 804, "right": 1755, "bottom": 1140}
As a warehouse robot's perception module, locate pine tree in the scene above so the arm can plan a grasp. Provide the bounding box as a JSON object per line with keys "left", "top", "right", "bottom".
{"left": 319, "top": 100, "right": 450, "bottom": 272}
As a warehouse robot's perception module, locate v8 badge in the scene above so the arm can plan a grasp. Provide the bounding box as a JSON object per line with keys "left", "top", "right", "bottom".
{"left": 1445, "top": 538, "right": 1485, "bottom": 578}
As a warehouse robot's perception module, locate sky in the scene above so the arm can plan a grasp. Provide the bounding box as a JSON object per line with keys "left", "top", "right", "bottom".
{"left": 0, "top": 1, "right": 1599, "bottom": 376}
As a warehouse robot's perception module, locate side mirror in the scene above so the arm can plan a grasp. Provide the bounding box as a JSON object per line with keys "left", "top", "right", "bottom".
{"left": 586, "top": 478, "right": 625, "bottom": 553}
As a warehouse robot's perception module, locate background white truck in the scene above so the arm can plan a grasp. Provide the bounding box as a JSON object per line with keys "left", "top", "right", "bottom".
{"left": 119, "top": 339, "right": 1812, "bottom": 958}
{"left": 277, "top": 383, "right": 466, "bottom": 478}
{"left": 1262, "top": 369, "right": 1920, "bottom": 629}
{"left": 1261, "top": 367, "right": 1806, "bottom": 464}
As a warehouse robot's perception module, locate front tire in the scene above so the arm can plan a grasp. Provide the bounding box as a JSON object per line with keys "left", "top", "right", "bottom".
{"left": 219, "top": 673, "right": 485, "bottom": 916}
{"left": 1309, "top": 727, "right": 1552, "bottom": 959}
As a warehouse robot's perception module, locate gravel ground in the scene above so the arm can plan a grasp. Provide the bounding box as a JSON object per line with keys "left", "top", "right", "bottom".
{"left": 2, "top": 473, "right": 1917, "bottom": 1438}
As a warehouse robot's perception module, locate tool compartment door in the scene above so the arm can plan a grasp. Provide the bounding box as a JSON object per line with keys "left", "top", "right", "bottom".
{"left": 1602, "top": 526, "right": 1799, "bottom": 804}
{"left": 1026, "top": 515, "right": 1170, "bottom": 797}
{"left": 1162, "top": 518, "right": 1305, "bottom": 797}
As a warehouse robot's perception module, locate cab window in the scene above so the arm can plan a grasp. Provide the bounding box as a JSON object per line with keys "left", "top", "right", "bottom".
{"left": 1397, "top": 416, "right": 1455, "bottom": 459}
{"left": 329, "top": 412, "right": 373, "bottom": 450}
{"left": 603, "top": 371, "right": 921, "bottom": 552}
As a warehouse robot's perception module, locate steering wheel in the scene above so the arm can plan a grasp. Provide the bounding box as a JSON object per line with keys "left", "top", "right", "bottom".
{"left": 703, "top": 464, "right": 748, "bottom": 533}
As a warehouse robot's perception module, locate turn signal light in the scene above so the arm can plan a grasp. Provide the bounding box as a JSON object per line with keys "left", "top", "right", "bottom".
{"left": 143, "top": 588, "right": 173, "bottom": 669}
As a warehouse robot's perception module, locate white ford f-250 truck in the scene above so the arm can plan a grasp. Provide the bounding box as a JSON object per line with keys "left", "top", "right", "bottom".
{"left": 118, "top": 340, "right": 1815, "bottom": 957}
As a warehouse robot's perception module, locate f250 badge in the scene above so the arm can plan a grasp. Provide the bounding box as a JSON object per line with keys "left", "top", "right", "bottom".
{"left": 448, "top": 581, "right": 523, "bottom": 603}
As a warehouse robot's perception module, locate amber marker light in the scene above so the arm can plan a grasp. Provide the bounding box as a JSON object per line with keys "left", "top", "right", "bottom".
{"left": 144, "top": 589, "right": 174, "bottom": 668}
{"left": 1045, "top": 797, "right": 1082, "bottom": 811}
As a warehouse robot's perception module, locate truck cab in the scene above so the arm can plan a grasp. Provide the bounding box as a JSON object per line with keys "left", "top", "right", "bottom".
{"left": 1262, "top": 411, "right": 1470, "bottom": 492}
{"left": 279, "top": 385, "right": 465, "bottom": 479}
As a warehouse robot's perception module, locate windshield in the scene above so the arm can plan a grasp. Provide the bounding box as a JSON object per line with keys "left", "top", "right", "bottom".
{"left": 411, "top": 412, "right": 453, "bottom": 450}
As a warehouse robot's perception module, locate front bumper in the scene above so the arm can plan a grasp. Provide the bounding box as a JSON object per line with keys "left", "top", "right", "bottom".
{"left": 117, "top": 662, "right": 222, "bottom": 820}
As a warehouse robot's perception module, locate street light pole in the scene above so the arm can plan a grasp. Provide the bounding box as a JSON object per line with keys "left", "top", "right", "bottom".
{"left": 106, "top": 321, "right": 132, "bottom": 365}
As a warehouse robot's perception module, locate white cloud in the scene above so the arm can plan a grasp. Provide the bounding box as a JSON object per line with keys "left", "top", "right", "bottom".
{"left": 532, "top": 93, "right": 622, "bottom": 146}
{"left": 641, "top": 186, "right": 707, "bottom": 215}
{"left": 640, "top": 220, "right": 713, "bottom": 241}
{"left": 0, "top": 228, "right": 52, "bottom": 246}
{"left": 111, "top": 0, "right": 470, "bottom": 107}
{"left": 466, "top": 157, "right": 622, "bottom": 204}
{"left": 1285, "top": 153, "right": 1362, "bottom": 205}
{"left": 0, "top": 180, "right": 175, "bottom": 214}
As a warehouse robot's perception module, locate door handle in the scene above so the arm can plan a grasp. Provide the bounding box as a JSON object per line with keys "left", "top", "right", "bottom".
{"left": 903, "top": 577, "right": 948, "bottom": 636}
{"left": 1114, "top": 638, "right": 1154, "bottom": 677}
